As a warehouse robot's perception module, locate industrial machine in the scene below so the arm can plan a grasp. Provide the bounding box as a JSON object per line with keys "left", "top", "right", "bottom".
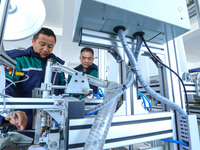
{"left": 0, "top": 0, "right": 200, "bottom": 150}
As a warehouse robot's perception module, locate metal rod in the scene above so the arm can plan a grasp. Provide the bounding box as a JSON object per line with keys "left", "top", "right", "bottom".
{"left": 0, "top": 0, "right": 10, "bottom": 47}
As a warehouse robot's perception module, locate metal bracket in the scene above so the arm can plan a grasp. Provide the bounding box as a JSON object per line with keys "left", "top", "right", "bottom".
{"left": 41, "top": 83, "right": 52, "bottom": 91}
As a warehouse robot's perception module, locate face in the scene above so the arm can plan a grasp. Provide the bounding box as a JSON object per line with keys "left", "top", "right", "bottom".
{"left": 80, "top": 51, "right": 94, "bottom": 70}
{"left": 32, "top": 34, "right": 55, "bottom": 58}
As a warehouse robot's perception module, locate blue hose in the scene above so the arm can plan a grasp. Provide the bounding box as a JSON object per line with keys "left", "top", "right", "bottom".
{"left": 53, "top": 120, "right": 60, "bottom": 126}
{"left": 93, "top": 88, "right": 105, "bottom": 99}
{"left": 85, "top": 110, "right": 99, "bottom": 116}
{"left": 143, "top": 94, "right": 152, "bottom": 109}
{"left": 161, "top": 138, "right": 189, "bottom": 147}
{"left": 138, "top": 92, "right": 152, "bottom": 109}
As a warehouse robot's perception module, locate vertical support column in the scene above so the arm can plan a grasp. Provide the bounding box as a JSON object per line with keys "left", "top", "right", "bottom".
{"left": 98, "top": 49, "right": 106, "bottom": 95}
{"left": 162, "top": 27, "right": 187, "bottom": 149}
{"left": 165, "top": 37, "right": 186, "bottom": 111}
{"left": 194, "top": 0, "right": 200, "bottom": 28}
{"left": 98, "top": 49, "right": 106, "bottom": 80}
{"left": 0, "top": 0, "right": 10, "bottom": 48}
{"left": 43, "top": 59, "right": 53, "bottom": 98}
{"left": 0, "top": 0, "right": 16, "bottom": 70}
{"left": 123, "top": 43, "right": 137, "bottom": 116}
{"left": 34, "top": 59, "right": 53, "bottom": 145}
{"left": 0, "top": 65, "right": 5, "bottom": 94}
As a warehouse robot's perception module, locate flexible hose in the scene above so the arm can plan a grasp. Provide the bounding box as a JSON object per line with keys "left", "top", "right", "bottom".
{"left": 84, "top": 71, "right": 134, "bottom": 149}
{"left": 83, "top": 92, "right": 118, "bottom": 150}
{"left": 118, "top": 29, "right": 186, "bottom": 115}
{"left": 140, "top": 36, "right": 189, "bottom": 115}
{"left": 161, "top": 138, "right": 189, "bottom": 147}
{"left": 134, "top": 35, "right": 143, "bottom": 61}
{"left": 84, "top": 71, "right": 134, "bottom": 114}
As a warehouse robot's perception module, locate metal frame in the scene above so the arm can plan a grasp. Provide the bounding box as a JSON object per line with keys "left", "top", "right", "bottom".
{"left": 68, "top": 112, "right": 173, "bottom": 150}
{"left": 76, "top": 28, "right": 187, "bottom": 150}
{"left": 0, "top": 0, "right": 16, "bottom": 69}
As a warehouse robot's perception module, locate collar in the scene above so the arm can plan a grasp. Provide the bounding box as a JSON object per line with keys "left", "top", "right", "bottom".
{"left": 6, "top": 46, "right": 65, "bottom": 65}
{"left": 74, "top": 63, "right": 98, "bottom": 73}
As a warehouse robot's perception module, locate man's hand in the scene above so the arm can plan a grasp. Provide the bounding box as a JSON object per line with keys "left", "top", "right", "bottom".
{"left": 4, "top": 111, "right": 28, "bottom": 131}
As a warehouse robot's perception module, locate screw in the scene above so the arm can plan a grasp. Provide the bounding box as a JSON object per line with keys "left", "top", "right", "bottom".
{"left": 178, "top": 7, "right": 182, "bottom": 12}
{"left": 56, "top": 102, "right": 60, "bottom": 106}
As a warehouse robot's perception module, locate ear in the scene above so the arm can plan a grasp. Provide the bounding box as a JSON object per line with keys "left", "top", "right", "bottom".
{"left": 31, "top": 38, "right": 35, "bottom": 45}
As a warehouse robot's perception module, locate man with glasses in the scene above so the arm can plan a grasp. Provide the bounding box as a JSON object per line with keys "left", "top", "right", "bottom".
{"left": 68, "top": 47, "right": 98, "bottom": 94}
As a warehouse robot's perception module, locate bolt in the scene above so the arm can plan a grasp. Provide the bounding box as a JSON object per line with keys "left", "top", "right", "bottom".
{"left": 110, "top": 49, "right": 114, "bottom": 53}
{"left": 56, "top": 102, "right": 60, "bottom": 106}
{"left": 178, "top": 7, "right": 182, "bottom": 12}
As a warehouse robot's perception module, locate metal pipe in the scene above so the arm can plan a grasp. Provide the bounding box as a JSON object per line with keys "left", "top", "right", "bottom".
{"left": 51, "top": 64, "right": 109, "bottom": 88}
{"left": 43, "top": 59, "right": 53, "bottom": 98}
{"left": 51, "top": 85, "right": 66, "bottom": 89}
{"left": 0, "top": 0, "right": 10, "bottom": 47}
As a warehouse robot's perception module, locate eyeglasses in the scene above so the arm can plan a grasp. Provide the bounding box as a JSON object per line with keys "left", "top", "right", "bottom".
{"left": 81, "top": 56, "right": 93, "bottom": 61}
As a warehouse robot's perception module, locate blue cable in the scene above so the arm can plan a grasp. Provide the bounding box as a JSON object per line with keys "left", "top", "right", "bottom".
{"left": 53, "top": 120, "right": 60, "bottom": 126}
{"left": 143, "top": 94, "right": 152, "bottom": 109}
{"left": 140, "top": 95, "right": 147, "bottom": 109}
{"left": 93, "top": 88, "right": 105, "bottom": 100}
{"left": 85, "top": 110, "right": 99, "bottom": 116}
{"left": 189, "top": 69, "right": 200, "bottom": 73}
{"left": 93, "top": 93, "right": 101, "bottom": 99}
{"left": 161, "top": 138, "right": 189, "bottom": 147}
{"left": 138, "top": 92, "right": 152, "bottom": 110}
{"left": 98, "top": 88, "right": 105, "bottom": 99}
{"left": 87, "top": 89, "right": 104, "bottom": 116}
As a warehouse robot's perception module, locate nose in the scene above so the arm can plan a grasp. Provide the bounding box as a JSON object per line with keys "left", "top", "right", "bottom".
{"left": 85, "top": 58, "right": 89, "bottom": 62}
{"left": 43, "top": 45, "right": 48, "bottom": 52}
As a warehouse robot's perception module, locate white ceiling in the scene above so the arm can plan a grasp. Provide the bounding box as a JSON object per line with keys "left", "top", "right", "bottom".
{"left": 42, "top": 0, "right": 64, "bottom": 30}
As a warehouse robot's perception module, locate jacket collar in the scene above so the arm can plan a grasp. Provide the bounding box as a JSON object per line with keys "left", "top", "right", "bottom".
{"left": 6, "top": 46, "right": 65, "bottom": 65}
{"left": 74, "top": 63, "right": 98, "bottom": 73}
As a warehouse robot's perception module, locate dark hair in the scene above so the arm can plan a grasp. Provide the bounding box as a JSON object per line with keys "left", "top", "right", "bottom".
{"left": 80, "top": 47, "right": 94, "bottom": 56}
{"left": 33, "top": 27, "right": 56, "bottom": 43}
